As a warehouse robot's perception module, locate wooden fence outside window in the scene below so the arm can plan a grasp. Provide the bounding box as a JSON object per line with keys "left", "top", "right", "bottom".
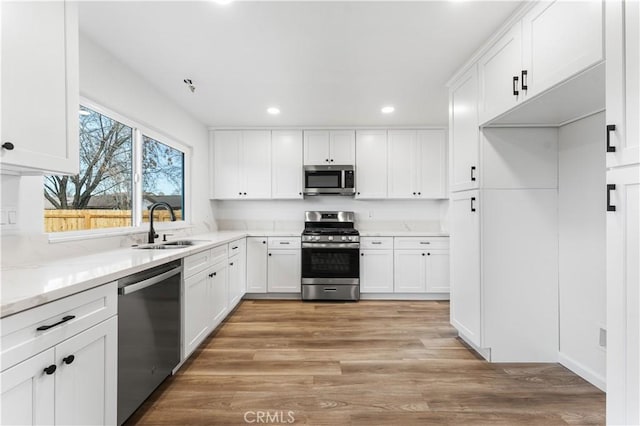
{"left": 44, "top": 209, "right": 182, "bottom": 233}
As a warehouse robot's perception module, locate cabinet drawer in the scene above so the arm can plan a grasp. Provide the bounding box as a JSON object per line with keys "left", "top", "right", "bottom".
{"left": 1, "top": 282, "right": 117, "bottom": 372}
{"left": 228, "top": 238, "right": 246, "bottom": 258}
{"left": 360, "top": 237, "right": 394, "bottom": 250}
{"left": 211, "top": 244, "right": 229, "bottom": 265}
{"left": 394, "top": 237, "right": 449, "bottom": 250}
{"left": 268, "top": 237, "right": 301, "bottom": 249}
{"left": 183, "top": 249, "right": 213, "bottom": 277}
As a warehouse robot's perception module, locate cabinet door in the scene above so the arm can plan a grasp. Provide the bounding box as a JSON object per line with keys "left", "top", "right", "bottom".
{"left": 183, "top": 270, "right": 212, "bottom": 358}
{"left": 272, "top": 130, "right": 303, "bottom": 199}
{"left": 267, "top": 250, "right": 301, "bottom": 292}
{"left": 355, "top": 130, "right": 387, "bottom": 199}
{"left": 606, "top": 0, "right": 640, "bottom": 168}
{"left": 478, "top": 23, "right": 523, "bottom": 123}
{"left": 329, "top": 130, "right": 356, "bottom": 165}
{"left": 417, "top": 130, "right": 447, "bottom": 198}
{"left": 242, "top": 130, "right": 272, "bottom": 199}
{"left": 0, "top": 1, "right": 79, "bottom": 175}
{"left": 450, "top": 190, "right": 482, "bottom": 347}
{"left": 449, "top": 66, "right": 480, "bottom": 192}
{"left": 360, "top": 250, "right": 394, "bottom": 293}
{"left": 246, "top": 237, "right": 268, "bottom": 293}
{"left": 426, "top": 250, "right": 450, "bottom": 293}
{"left": 228, "top": 254, "right": 245, "bottom": 309}
{"left": 210, "top": 262, "right": 229, "bottom": 328}
{"left": 522, "top": 0, "right": 603, "bottom": 98}
{"left": 55, "top": 317, "right": 117, "bottom": 426}
{"left": 393, "top": 250, "right": 426, "bottom": 293}
{"left": 606, "top": 165, "right": 640, "bottom": 424}
{"left": 387, "top": 130, "right": 417, "bottom": 198}
{"left": 303, "top": 131, "right": 330, "bottom": 165}
{"left": 1, "top": 348, "right": 55, "bottom": 425}
{"left": 211, "top": 131, "right": 242, "bottom": 199}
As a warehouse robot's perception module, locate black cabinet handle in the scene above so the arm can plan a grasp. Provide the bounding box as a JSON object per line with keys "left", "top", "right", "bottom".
{"left": 37, "top": 315, "right": 75, "bottom": 331}
{"left": 229, "top": 262, "right": 234, "bottom": 266}
{"left": 521, "top": 70, "right": 528, "bottom": 91}
{"left": 44, "top": 365, "right": 57, "bottom": 375}
{"left": 607, "top": 184, "right": 616, "bottom": 212}
{"left": 471, "top": 197, "right": 476, "bottom": 212}
{"left": 232, "top": 246, "right": 238, "bottom": 250}
{"left": 471, "top": 166, "right": 476, "bottom": 182}
{"left": 208, "top": 272, "right": 216, "bottom": 278}
{"left": 2, "top": 142, "right": 14, "bottom": 150}
{"left": 513, "top": 76, "right": 519, "bottom": 96}
{"left": 63, "top": 355, "right": 75, "bottom": 365}
{"left": 607, "top": 124, "right": 616, "bottom": 153}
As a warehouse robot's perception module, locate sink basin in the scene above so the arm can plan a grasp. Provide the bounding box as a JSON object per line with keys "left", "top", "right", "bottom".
{"left": 134, "top": 239, "right": 211, "bottom": 250}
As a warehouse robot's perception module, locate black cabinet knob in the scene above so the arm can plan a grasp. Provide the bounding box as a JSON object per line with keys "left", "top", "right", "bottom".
{"left": 262, "top": 241, "right": 266, "bottom": 244}
{"left": 361, "top": 253, "right": 364, "bottom": 256}
{"left": 268, "top": 253, "right": 272, "bottom": 256}
{"left": 209, "top": 272, "right": 216, "bottom": 278}
{"left": 418, "top": 192, "right": 421, "bottom": 196}
{"left": 427, "top": 253, "right": 431, "bottom": 256}
{"left": 325, "top": 159, "right": 329, "bottom": 162}
{"left": 243, "top": 192, "right": 247, "bottom": 195}
{"left": 330, "top": 159, "right": 334, "bottom": 162}
{"left": 2, "top": 142, "right": 14, "bottom": 150}
{"left": 238, "top": 192, "right": 242, "bottom": 195}
{"left": 413, "top": 192, "right": 416, "bottom": 195}
{"left": 299, "top": 192, "right": 302, "bottom": 195}
{"left": 63, "top": 355, "right": 75, "bottom": 365}
{"left": 422, "top": 253, "right": 425, "bottom": 256}
{"left": 357, "top": 192, "right": 360, "bottom": 195}
{"left": 44, "top": 365, "right": 57, "bottom": 375}
{"left": 229, "top": 262, "right": 234, "bottom": 266}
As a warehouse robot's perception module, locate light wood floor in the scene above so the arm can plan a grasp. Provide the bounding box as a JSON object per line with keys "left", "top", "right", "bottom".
{"left": 126, "top": 300, "right": 605, "bottom": 425}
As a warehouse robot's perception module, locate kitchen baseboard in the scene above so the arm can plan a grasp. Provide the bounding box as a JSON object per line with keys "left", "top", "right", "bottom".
{"left": 558, "top": 352, "right": 606, "bottom": 391}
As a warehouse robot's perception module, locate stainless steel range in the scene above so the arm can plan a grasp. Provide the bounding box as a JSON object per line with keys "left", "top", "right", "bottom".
{"left": 301, "top": 211, "right": 360, "bottom": 301}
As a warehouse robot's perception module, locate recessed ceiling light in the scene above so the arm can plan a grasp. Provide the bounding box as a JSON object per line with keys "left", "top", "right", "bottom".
{"left": 381, "top": 106, "right": 395, "bottom": 114}
{"left": 79, "top": 109, "right": 90, "bottom": 116}
{"left": 267, "top": 107, "right": 281, "bottom": 115}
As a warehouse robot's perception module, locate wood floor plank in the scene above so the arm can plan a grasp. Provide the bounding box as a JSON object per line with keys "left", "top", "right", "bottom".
{"left": 125, "top": 300, "right": 604, "bottom": 425}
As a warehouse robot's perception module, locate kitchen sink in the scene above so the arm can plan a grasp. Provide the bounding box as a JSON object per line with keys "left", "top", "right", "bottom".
{"left": 134, "top": 239, "right": 210, "bottom": 250}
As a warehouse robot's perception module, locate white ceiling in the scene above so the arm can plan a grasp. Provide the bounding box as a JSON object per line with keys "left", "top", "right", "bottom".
{"left": 79, "top": 1, "right": 521, "bottom": 128}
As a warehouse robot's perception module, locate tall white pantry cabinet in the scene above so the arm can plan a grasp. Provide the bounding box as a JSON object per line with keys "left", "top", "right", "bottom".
{"left": 606, "top": 0, "right": 640, "bottom": 423}
{"left": 448, "top": 0, "right": 605, "bottom": 363}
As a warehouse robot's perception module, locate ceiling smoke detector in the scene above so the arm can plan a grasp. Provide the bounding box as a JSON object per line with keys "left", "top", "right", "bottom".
{"left": 183, "top": 79, "right": 196, "bottom": 93}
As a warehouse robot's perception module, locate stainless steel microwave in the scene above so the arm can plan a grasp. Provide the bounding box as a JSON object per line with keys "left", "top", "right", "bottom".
{"left": 303, "top": 165, "right": 355, "bottom": 196}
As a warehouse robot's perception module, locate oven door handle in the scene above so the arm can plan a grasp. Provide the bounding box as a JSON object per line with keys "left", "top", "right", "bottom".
{"left": 302, "top": 242, "right": 360, "bottom": 249}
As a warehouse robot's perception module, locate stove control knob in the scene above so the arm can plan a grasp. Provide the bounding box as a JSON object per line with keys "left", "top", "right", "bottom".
{"left": 348, "top": 236, "right": 352, "bottom": 241}
{"left": 328, "top": 236, "right": 333, "bottom": 241}
{"left": 341, "top": 236, "right": 347, "bottom": 241}
{"left": 314, "top": 236, "right": 320, "bottom": 241}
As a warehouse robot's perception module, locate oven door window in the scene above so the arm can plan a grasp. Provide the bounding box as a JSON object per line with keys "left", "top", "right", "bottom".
{"left": 302, "top": 247, "right": 359, "bottom": 279}
{"left": 305, "top": 171, "right": 342, "bottom": 188}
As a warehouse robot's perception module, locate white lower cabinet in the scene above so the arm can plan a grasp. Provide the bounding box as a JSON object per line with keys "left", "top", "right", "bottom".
{"left": 183, "top": 268, "right": 213, "bottom": 358}
{"left": 0, "top": 284, "right": 117, "bottom": 426}
{"left": 210, "top": 261, "right": 229, "bottom": 327}
{"left": 360, "top": 250, "right": 394, "bottom": 293}
{"left": 267, "top": 249, "right": 301, "bottom": 293}
{"left": 393, "top": 237, "right": 450, "bottom": 294}
{"left": 246, "top": 237, "right": 268, "bottom": 292}
{"left": 228, "top": 239, "right": 246, "bottom": 309}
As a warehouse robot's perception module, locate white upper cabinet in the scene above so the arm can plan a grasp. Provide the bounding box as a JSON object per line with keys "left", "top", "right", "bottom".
{"left": 478, "top": 0, "right": 603, "bottom": 124}
{"left": 388, "top": 129, "right": 447, "bottom": 199}
{"left": 521, "top": 0, "right": 603, "bottom": 99}
{"left": 606, "top": 0, "right": 640, "bottom": 168}
{"left": 271, "top": 130, "right": 303, "bottom": 199}
{"left": 304, "top": 130, "right": 355, "bottom": 165}
{"left": 478, "top": 22, "right": 523, "bottom": 124}
{"left": 355, "top": 130, "right": 388, "bottom": 199}
{"left": 211, "top": 130, "right": 271, "bottom": 199}
{"left": 0, "top": 1, "right": 79, "bottom": 175}
{"left": 449, "top": 66, "right": 480, "bottom": 193}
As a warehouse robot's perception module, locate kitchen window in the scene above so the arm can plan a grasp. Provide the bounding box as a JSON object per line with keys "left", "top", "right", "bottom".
{"left": 44, "top": 102, "right": 188, "bottom": 234}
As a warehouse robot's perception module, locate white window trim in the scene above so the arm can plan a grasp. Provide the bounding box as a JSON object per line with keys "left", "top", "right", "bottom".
{"left": 46, "top": 98, "right": 191, "bottom": 240}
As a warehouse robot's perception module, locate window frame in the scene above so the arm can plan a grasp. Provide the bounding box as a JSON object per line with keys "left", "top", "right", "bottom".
{"left": 46, "top": 98, "right": 192, "bottom": 241}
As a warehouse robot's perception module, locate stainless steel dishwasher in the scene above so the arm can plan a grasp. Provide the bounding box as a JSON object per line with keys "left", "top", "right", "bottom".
{"left": 117, "top": 260, "right": 182, "bottom": 425}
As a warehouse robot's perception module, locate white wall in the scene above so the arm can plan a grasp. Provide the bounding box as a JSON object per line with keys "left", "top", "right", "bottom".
{"left": 558, "top": 112, "right": 606, "bottom": 389}
{"left": 1, "top": 34, "right": 213, "bottom": 265}
{"left": 214, "top": 198, "right": 449, "bottom": 232}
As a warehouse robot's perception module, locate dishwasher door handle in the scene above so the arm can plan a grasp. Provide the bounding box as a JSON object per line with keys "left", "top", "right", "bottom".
{"left": 118, "top": 268, "right": 181, "bottom": 296}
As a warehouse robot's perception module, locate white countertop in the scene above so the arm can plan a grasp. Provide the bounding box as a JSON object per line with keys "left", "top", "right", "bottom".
{"left": 0, "top": 229, "right": 447, "bottom": 318}
{"left": 0, "top": 231, "right": 247, "bottom": 318}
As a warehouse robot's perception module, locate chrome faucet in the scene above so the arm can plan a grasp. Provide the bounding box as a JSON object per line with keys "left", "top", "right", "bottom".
{"left": 148, "top": 202, "right": 176, "bottom": 243}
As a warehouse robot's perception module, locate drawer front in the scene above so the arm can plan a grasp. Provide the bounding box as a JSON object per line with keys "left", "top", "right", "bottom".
{"left": 268, "top": 237, "right": 301, "bottom": 249}
{"left": 394, "top": 237, "right": 449, "bottom": 250}
{"left": 1, "top": 282, "right": 117, "bottom": 372}
{"left": 211, "top": 244, "right": 229, "bottom": 264}
{"left": 227, "top": 238, "right": 246, "bottom": 258}
{"left": 360, "top": 237, "right": 394, "bottom": 250}
{"left": 183, "top": 249, "right": 213, "bottom": 277}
